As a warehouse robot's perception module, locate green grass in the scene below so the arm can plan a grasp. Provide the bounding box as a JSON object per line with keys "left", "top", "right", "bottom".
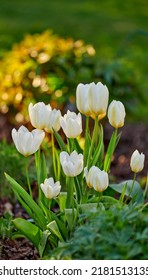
{"left": 0, "top": 0, "right": 147, "bottom": 56}
{"left": 0, "top": 0, "right": 147, "bottom": 121}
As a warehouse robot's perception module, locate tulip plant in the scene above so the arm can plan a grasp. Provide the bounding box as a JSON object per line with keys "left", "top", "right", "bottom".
{"left": 5, "top": 81, "right": 146, "bottom": 258}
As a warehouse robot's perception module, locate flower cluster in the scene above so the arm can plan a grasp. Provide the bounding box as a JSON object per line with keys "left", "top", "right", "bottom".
{"left": 12, "top": 81, "right": 145, "bottom": 200}
{"left": 7, "top": 79, "right": 146, "bottom": 258}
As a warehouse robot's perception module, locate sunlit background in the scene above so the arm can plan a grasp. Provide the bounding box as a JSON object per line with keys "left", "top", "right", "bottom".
{"left": 0, "top": 0, "right": 147, "bottom": 123}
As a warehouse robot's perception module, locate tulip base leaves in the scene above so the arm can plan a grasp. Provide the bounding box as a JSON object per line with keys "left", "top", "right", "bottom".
{"left": 38, "top": 230, "right": 51, "bottom": 258}
{"left": 109, "top": 180, "right": 144, "bottom": 204}
{"left": 47, "top": 221, "right": 64, "bottom": 242}
{"left": 65, "top": 208, "right": 77, "bottom": 231}
{"left": 58, "top": 192, "right": 67, "bottom": 212}
{"left": 13, "top": 218, "right": 42, "bottom": 249}
{"left": 5, "top": 173, "right": 46, "bottom": 230}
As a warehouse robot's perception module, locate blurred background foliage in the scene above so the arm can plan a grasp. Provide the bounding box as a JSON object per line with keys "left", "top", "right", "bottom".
{"left": 0, "top": 0, "right": 147, "bottom": 123}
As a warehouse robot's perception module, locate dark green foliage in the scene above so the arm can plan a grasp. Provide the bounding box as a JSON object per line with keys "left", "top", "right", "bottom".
{"left": 49, "top": 204, "right": 148, "bottom": 260}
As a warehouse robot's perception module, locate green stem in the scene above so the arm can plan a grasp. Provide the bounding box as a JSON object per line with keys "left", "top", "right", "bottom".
{"left": 85, "top": 116, "right": 89, "bottom": 134}
{"left": 51, "top": 133, "right": 57, "bottom": 180}
{"left": 55, "top": 149, "right": 61, "bottom": 181}
{"left": 25, "top": 161, "right": 32, "bottom": 197}
{"left": 74, "top": 176, "right": 82, "bottom": 204}
{"left": 87, "top": 116, "right": 98, "bottom": 167}
{"left": 35, "top": 149, "right": 41, "bottom": 203}
{"left": 68, "top": 138, "right": 74, "bottom": 154}
{"left": 66, "top": 176, "right": 74, "bottom": 209}
{"left": 104, "top": 128, "right": 118, "bottom": 172}
{"left": 84, "top": 116, "right": 89, "bottom": 166}
{"left": 125, "top": 173, "right": 137, "bottom": 203}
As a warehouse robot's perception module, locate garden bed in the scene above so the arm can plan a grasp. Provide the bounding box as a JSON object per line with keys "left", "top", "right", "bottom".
{"left": 0, "top": 121, "right": 147, "bottom": 260}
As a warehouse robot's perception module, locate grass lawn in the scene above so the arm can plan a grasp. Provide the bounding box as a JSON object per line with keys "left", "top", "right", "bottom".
{"left": 0, "top": 0, "right": 147, "bottom": 56}
{"left": 0, "top": 0, "right": 147, "bottom": 121}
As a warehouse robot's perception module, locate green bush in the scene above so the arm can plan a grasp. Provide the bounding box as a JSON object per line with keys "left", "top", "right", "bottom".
{"left": 49, "top": 204, "right": 148, "bottom": 260}
{"left": 0, "top": 30, "right": 95, "bottom": 122}
{"left": 0, "top": 30, "right": 147, "bottom": 123}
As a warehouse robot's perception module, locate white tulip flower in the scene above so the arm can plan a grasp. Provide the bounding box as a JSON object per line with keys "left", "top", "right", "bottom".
{"left": 84, "top": 166, "right": 99, "bottom": 188}
{"left": 60, "top": 110, "right": 82, "bottom": 138}
{"left": 130, "top": 150, "right": 145, "bottom": 173}
{"left": 45, "top": 109, "right": 61, "bottom": 133}
{"left": 60, "top": 151, "right": 83, "bottom": 177}
{"left": 84, "top": 166, "right": 109, "bottom": 192}
{"left": 40, "top": 177, "right": 61, "bottom": 199}
{"left": 76, "top": 83, "right": 92, "bottom": 116}
{"left": 108, "top": 100, "right": 126, "bottom": 128}
{"left": 28, "top": 102, "right": 51, "bottom": 129}
{"left": 12, "top": 125, "right": 45, "bottom": 156}
{"left": 89, "top": 82, "right": 109, "bottom": 116}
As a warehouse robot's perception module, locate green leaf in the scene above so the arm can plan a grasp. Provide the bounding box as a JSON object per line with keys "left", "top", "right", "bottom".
{"left": 38, "top": 230, "right": 51, "bottom": 258}
{"left": 58, "top": 192, "right": 67, "bottom": 212}
{"left": 90, "top": 124, "right": 104, "bottom": 167}
{"left": 104, "top": 130, "right": 120, "bottom": 172}
{"left": 65, "top": 208, "right": 76, "bottom": 231}
{"left": 5, "top": 173, "right": 46, "bottom": 230}
{"left": 87, "top": 117, "right": 99, "bottom": 167}
{"left": 73, "top": 138, "right": 83, "bottom": 154}
{"left": 53, "top": 129, "right": 67, "bottom": 151}
{"left": 54, "top": 148, "right": 61, "bottom": 180}
{"left": 84, "top": 130, "right": 91, "bottom": 166}
{"left": 79, "top": 203, "right": 98, "bottom": 213}
{"left": 99, "top": 196, "right": 118, "bottom": 207}
{"left": 66, "top": 176, "right": 74, "bottom": 208}
{"left": 13, "top": 218, "right": 41, "bottom": 249}
{"left": 40, "top": 152, "right": 47, "bottom": 183}
{"left": 51, "top": 211, "right": 68, "bottom": 239}
{"left": 74, "top": 176, "right": 82, "bottom": 203}
{"left": 40, "top": 153, "right": 50, "bottom": 208}
{"left": 109, "top": 180, "right": 144, "bottom": 204}
{"left": 119, "top": 182, "right": 127, "bottom": 203}
{"left": 47, "top": 221, "right": 64, "bottom": 242}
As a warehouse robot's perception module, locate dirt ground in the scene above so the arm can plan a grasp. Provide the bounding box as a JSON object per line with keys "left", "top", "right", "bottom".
{"left": 0, "top": 114, "right": 148, "bottom": 260}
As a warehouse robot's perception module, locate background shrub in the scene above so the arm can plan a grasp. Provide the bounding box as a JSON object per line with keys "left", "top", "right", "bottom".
{"left": 0, "top": 30, "right": 95, "bottom": 122}
{"left": 0, "top": 30, "right": 147, "bottom": 123}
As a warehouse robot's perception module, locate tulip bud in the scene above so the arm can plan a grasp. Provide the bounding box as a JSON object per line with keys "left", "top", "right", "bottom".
{"left": 12, "top": 125, "right": 45, "bottom": 156}
{"left": 130, "top": 150, "right": 145, "bottom": 173}
{"left": 84, "top": 166, "right": 109, "bottom": 192}
{"left": 89, "top": 82, "right": 109, "bottom": 116}
{"left": 108, "top": 100, "right": 126, "bottom": 128}
{"left": 40, "top": 177, "right": 61, "bottom": 199}
{"left": 60, "top": 110, "right": 82, "bottom": 138}
{"left": 45, "top": 109, "right": 61, "bottom": 133}
{"left": 84, "top": 166, "right": 99, "bottom": 188}
{"left": 60, "top": 151, "right": 83, "bottom": 177}
{"left": 28, "top": 102, "right": 51, "bottom": 129}
{"left": 76, "top": 83, "right": 92, "bottom": 116}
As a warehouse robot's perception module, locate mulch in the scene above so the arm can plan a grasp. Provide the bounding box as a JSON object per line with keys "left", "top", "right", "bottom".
{"left": 0, "top": 115, "right": 147, "bottom": 260}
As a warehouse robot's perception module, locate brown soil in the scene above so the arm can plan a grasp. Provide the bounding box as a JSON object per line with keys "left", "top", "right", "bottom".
{"left": 0, "top": 115, "right": 147, "bottom": 260}
{"left": 104, "top": 122, "right": 148, "bottom": 182}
